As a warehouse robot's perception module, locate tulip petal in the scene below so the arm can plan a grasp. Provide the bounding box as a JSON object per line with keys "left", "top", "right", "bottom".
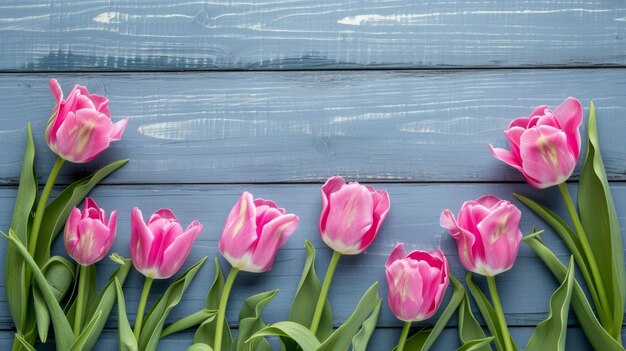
{"left": 64, "top": 207, "right": 82, "bottom": 249}
{"left": 440, "top": 209, "right": 477, "bottom": 272}
{"left": 323, "top": 183, "right": 374, "bottom": 249}
{"left": 160, "top": 221, "right": 203, "bottom": 279}
{"left": 474, "top": 195, "right": 501, "bottom": 209}
{"left": 476, "top": 203, "right": 522, "bottom": 274}
{"left": 149, "top": 208, "right": 178, "bottom": 224}
{"left": 359, "top": 189, "right": 390, "bottom": 252}
{"left": 520, "top": 125, "right": 576, "bottom": 188}
{"left": 219, "top": 192, "right": 258, "bottom": 260}
{"left": 554, "top": 97, "right": 583, "bottom": 159}
{"left": 509, "top": 116, "right": 530, "bottom": 129}
{"left": 250, "top": 214, "right": 299, "bottom": 272}
{"left": 385, "top": 243, "right": 407, "bottom": 268}
{"left": 489, "top": 144, "right": 543, "bottom": 188}
{"left": 319, "top": 176, "right": 346, "bottom": 233}
{"left": 110, "top": 118, "right": 128, "bottom": 141}
{"left": 130, "top": 207, "right": 154, "bottom": 272}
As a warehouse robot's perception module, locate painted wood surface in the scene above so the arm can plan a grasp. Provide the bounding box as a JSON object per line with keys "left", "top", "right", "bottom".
{"left": 0, "top": 183, "right": 624, "bottom": 331}
{"left": 2, "top": 69, "right": 626, "bottom": 185}
{"left": 0, "top": 1, "right": 625, "bottom": 71}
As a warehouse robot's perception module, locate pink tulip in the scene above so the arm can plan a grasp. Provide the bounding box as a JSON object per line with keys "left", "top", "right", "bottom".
{"left": 440, "top": 196, "right": 522, "bottom": 276}
{"left": 319, "top": 176, "right": 390, "bottom": 254}
{"left": 45, "top": 79, "right": 128, "bottom": 163}
{"left": 64, "top": 198, "right": 117, "bottom": 266}
{"left": 219, "top": 192, "right": 299, "bottom": 273}
{"left": 490, "top": 97, "right": 582, "bottom": 189}
{"left": 130, "top": 208, "right": 203, "bottom": 279}
{"left": 385, "top": 243, "right": 449, "bottom": 322}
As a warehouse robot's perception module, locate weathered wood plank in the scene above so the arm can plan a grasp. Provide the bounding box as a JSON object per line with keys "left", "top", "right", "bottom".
{"left": 2, "top": 69, "right": 626, "bottom": 185}
{"left": 1, "top": 1, "right": 625, "bottom": 71}
{"left": 0, "top": 183, "right": 624, "bottom": 330}
{"left": 14, "top": 327, "right": 624, "bottom": 350}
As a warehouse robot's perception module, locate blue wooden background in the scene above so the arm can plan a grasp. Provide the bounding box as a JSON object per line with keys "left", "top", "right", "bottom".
{"left": 1, "top": 1, "right": 625, "bottom": 350}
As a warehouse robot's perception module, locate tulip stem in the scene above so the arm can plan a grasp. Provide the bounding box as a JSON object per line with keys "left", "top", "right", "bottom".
{"left": 396, "top": 321, "right": 411, "bottom": 351}
{"left": 310, "top": 250, "right": 342, "bottom": 335}
{"left": 487, "top": 276, "right": 513, "bottom": 351}
{"left": 28, "top": 156, "right": 64, "bottom": 256}
{"left": 214, "top": 268, "right": 239, "bottom": 351}
{"left": 73, "top": 264, "right": 89, "bottom": 336}
{"left": 133, "top": 276, "right": 153, "bottom": 341}
{"left": 557, "top": 183, "right": 611, "bottom": 328}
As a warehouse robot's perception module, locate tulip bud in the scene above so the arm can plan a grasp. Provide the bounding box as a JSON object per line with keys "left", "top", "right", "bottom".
{"left": 319, "top": 176, "right": 390, "bottom": 255}
{"left": 64, "top": 197, "right": 116, "bottom": 266}
{"left": 490, "top": 97, "right": 582, "bottom": 189}
{"left": 130, "top": 207, "right": 203, "bottom": 279}
{"left": 385, "top": 243, "right": 449, "bottom": 322}
{"left": 219, "top": 192, "right": 299, "bottom": 273}
{"left": 46, "top": 79, "right": 128, "bottom": 163}
{"left": 440, "top": 195, "right": 522, "bottom": 276}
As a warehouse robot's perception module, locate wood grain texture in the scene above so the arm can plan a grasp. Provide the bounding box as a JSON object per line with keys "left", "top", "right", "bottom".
{"left": 0, "top": 1, "right": 625, "bottom": 71}
{"left": 0, "top": 183, "right": 624, "bottom": 331}
{"left": 7, "top": 327, "right": 624, "bottom": 350}
{"left": 2, "top": 69, "right": 626, "bottom": 185}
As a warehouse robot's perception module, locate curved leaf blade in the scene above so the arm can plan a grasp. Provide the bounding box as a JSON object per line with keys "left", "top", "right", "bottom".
{"left": 459, "top": 288, "right": 491, "bottom": 351}
{"left": 526, "top": 256, "right": 575, "bottom": 351}
{"left": 193, "top": 258, "right": 232, "bottom": 350}
{"left": 115, "top": 278, "right": 138, "bottom": 351}
{"left": 351, "top": 299, "right": 382, "bottom": 351}
{"left": 249, "top": 321, "right": 321, "bottom": 351}
{"left": 234, "top": 290, "right": 278, "bottom": 351}
{"left": 456, "top": 337, "right": 496, "bottom": 351}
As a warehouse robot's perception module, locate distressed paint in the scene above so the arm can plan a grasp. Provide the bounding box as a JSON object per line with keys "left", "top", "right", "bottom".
{"left": 1, "top": 70, "right": 626, "bottom": 185}
{"left": 0, "top": 1, "right": 625, "bottom": 70}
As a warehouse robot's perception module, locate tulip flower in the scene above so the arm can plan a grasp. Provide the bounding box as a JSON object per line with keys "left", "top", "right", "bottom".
{"left": 489, "top": 97, "right": 582, "bottom": 189}
{"left": 309, "top": 176, "right": 391, "bottom": 336}
{"left": 130, "top": 207, "right": 203, "bottom": 339}
{"left": 441, "top": 195, "right": 522, "bottom": 351}
{"left": 440, "top": 195, "right": 522, "bottom": 277}
{"left": 64, "top": 197, "right": 117, "bottom": 336}
{"left": 386, "top": 244, "right": 449, "bottom": 351}
{"left": 218, "top": 192, "right": 300, "bottom": 273}
{"left": 214, "top": 192, "right": 299, "bottom": 351}
{"left": 319, "top": 176, "right": 390, "bottom": 255}
{"left": 46, "top": 78, "right": 128, "bottom": 164}
{"left": 64, "top": 197, "right": 117, "bottom": 266}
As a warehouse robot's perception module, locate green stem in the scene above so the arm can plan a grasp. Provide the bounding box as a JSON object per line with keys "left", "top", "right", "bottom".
{"left": 310, "top": 250, "right": 342, "bottom": 335}
{"left": 214, "top": 268, "right": 239, "bottom": 351}
{"left": 28, "top": 157, "right": 64, "bottom": 256}
{"left": 488, "top": 276, "right": 513, "bottom": 351}
{"left": 396, "top": 321, "right": 411, "bottom": 351}
{"left": 73, "top": 265, "right": 89, "bottom": 336}
{"left": 133, "top": 277, "right": 153, "bottom": 341}
{"left": 558, "top": 183, "right": 611, "bottom": 328}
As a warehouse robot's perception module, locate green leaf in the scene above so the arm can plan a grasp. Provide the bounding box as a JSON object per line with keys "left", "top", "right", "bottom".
{"left": 287, "top": 241, "right": 333, "bottom": 343}
{"left": 233, "top": 290, "right": 278, "bottom": 351}
{"left": 456, "top": 337, "right": 496, "bottom": 351}
{"left": 523, "top": 235, "right": 624, "bottom": 351}
{"left": 394, "top": 274, "right": 464, "bottom": 351}
{"left": 14, "top": 333, "right": 37, "bottom": 351}
{"left": 161, "top": 309, "right": 216, "bottom": 338}
{"left": 578, "top": 101, "right": 626, "bottom": 339}
{"left": 458, "top": 288, "right": 491, "bottom": 351}
{"left": 6, "top": 123, "right": 37, "bottom": 334}
{"left": 526, "top": 256, "right": 575, "bottom": 351}
{"left": 249, "top": 321, "right": 321, "bottom": 351}
{"left": 3, "top": 230, "right": 75, "bottom": 349}
{"left": 69, "top": 311, "right": 102, "bottom": 351}
{"left": 33, "top": 256, "right": 76, "bottom": 342}
{"left": 351, "top": 299, "right": 382, "bottom": 351}
{"left": 115, "top": 278, "right": 138, "bottom": 351}
{"left": 466, "top": 273, "right": 505, "bottom": 351}
{"left": 65, "top": 265, "right": 97, "bottom": 332}
{"left": 193, "top": 258, "right": 232, "bottom": 350}
{"left": 187, "top": 344, "right": 214, "bottom": 351}
{"left": 139, "top": 257, "right": 207, "bottom": 351}
{"left": 318, "top": 282, "right": 381, "bottom": 351}
{"left": 36, "top": 159, "right": 128, "bottom": 266}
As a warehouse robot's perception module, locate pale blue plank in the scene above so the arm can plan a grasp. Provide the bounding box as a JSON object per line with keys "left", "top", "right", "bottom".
{"left": 1, "top": 70, "right": 626, "bottom": 184}
{"left": 0, "top": 1, "right": 625, "bottom": 71}
{"left": 0, "top": 183, "right": 624, "bottom": 330}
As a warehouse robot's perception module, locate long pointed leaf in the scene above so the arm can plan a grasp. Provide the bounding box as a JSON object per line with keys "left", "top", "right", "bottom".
{"left": 466, "top": 273, "right": 504, "bottom": 351}
{"left": 249, "top": 321, "right": 321, "bottom": 351}
{"left": 456, "top": 337, "right": 496, "bottom": 351}
{"left": 69, "top": 311, "right": 102, "bottom": 351}
{"left": 459, "top": 289, "right": 491, "bottom": 351}
{"left": 115, "top": 278, "right": 138, "bottom": 351}
{"left": 523, "top": 235, "right": 624, "bottom": 350}
{"left": 6, "top": 123, "right": 37, "bottom": 334}
{"left": 578, "top": 101, "right": 625, "bottom": 339}
{"left": 234, "top": 290, "right": 278, "bottom": 351}
{"left": 3, "top": 230, "right": 75, "bottom": 349}
{"left": 193, "top": 258, "right": 232, "bottom": 350}
{"left": 526, "top": 256, "right": 575, "bottom": 351}
{"left": 351, "top": 299, "right": 382, "bottom": 351}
